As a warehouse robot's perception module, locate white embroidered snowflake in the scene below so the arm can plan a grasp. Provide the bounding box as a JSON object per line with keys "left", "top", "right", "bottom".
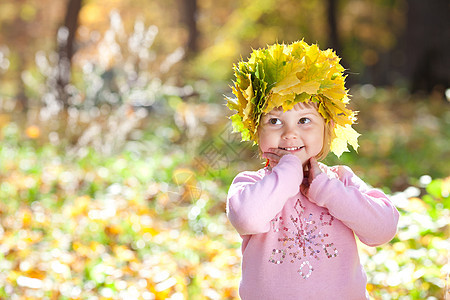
{"left": 269, "top": 199, "right": 338, "bottom": 279}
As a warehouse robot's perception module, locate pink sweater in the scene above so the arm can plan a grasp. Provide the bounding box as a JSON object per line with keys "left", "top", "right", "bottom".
{"left": 227, "top": 155, "right": 399, "bottom": 299}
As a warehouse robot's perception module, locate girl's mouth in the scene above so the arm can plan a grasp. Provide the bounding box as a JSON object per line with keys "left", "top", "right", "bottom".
{"left": 279, "top": 146, "right": 304, "bottom": 151}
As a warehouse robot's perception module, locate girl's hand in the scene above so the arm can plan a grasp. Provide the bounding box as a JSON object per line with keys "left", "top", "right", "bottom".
{"left": 300, "top": 157, "right": 322, "bottom": 196}
{"left": 262, "top": 148, "right": 300, "bottom": 168}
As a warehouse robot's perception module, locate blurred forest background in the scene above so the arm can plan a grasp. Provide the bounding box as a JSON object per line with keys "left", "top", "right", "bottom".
{"left": 0, "top": 0, "right": 449, "bottom": 299}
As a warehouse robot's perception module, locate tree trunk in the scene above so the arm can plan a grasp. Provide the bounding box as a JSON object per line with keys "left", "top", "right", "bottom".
{"left": 326, "top": 0, "right": 341, "bottom": 55}
{"left": 402, "top": 0, "right": 450, "bottom": 95}
{"left": 57, "top": 0, "right": 83, "bottom": 107}
{"left": 179, "top": 0, "right": 199, "bottom": 55}
{"left": 10, "top": 0, "right": 29, "bottom": 111}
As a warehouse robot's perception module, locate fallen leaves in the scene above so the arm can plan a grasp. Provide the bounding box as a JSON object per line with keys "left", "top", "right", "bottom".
{"left": 0, "top": 137, "right": 241, "bottom": 299}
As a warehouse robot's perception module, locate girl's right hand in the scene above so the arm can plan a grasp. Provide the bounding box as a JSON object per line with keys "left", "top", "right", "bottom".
{"left": 262, "top": 148, "right": 302, "bottom": 168}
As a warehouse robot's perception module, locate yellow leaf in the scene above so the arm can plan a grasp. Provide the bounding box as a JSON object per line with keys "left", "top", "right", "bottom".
{"left": 270, "top": 63, "right": 305, "bottom": 94}
{"left": 330, "top": 124, "right": 360, "bottom": 157}
{"left": 242, "top": 75, "right": 254, "bottom": 122}
{"left": 322, "top": 84, "right": 346, "bottom": 101}
{"left": 285, "top": 80, "right": 320, "bottom": 95}
{"left": 264, "top": 92, "right": 295, "bottom": 113}
{"left": 230, "top": 86, "right": 246, "bottom": 111}
{"left": 243, "top": 74, "right": 254, "bottom": 100}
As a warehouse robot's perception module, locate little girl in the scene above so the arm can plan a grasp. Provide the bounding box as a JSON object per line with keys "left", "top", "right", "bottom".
{"left": 226, "top": 41, "right": 399, "bottom": 299}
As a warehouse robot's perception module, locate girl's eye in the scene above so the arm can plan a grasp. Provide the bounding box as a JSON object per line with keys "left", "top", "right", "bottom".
{"left": 269, "top": 118, "right": 281, "bottom": 125}
{"left": 299, "top": 118, "right": 311, "bottom": 124}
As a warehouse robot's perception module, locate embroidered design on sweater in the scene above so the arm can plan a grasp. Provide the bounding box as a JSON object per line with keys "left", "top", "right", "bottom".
{"left": 269, "top": 199, "right": 338, "bottom": 279}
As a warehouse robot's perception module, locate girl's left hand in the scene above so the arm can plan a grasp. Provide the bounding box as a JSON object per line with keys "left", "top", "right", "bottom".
{"left": 300, "top": 157, "right": 322, "bottom": 196}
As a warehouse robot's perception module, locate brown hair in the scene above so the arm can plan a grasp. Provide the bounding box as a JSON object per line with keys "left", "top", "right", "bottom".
{"left": 315, "top": 120, "right": 334, "bottom": 161}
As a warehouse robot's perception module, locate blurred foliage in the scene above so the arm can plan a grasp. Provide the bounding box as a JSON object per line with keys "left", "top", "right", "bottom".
{"left": 361, "top": 176, "right": 449, "bottom": 299}
{"left": 0, "top": 121, "right": 241, "bottom": 299}
{"left": 11, "top": 13, "right": 192, "bottom": 158}
{"left": 322, "top": 86, "right": 450, "bottom": 192}
{"left": 192, "top": 0, "right": 407, "bottom": 82}
{"left": 0, "top": 0, "right": 427, "bottom": 96}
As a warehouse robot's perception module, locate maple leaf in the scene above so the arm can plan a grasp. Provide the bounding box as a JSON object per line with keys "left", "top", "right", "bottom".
{"left": 284, "top": 80, "right": 321, "bottom": 96}
{"left": 330, "top": 124, "right": 360, "bottom": 157}
{"left": 265, "top": 92, "right": 295, "bottom": 113}
{"left": 262, "top": 43, "right": 289, "bottom": 85}
{"left": 269, "top": 62, "right": 305, "bottom": 94}
{"left": 230, "top": 85, "right": 247, "bottom": 111}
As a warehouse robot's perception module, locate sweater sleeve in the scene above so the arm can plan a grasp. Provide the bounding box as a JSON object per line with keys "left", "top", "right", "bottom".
{"left": 308, "top": 165, "right": 399, "bottom": 246}
{"left": 226, "top": 154, "right": 303, "bottom": 235}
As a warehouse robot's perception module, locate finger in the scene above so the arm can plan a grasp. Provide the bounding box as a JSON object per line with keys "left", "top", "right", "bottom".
{"left": 300, "top": 181, "right": 309, "bottom": 196}
{"left": 309, "top": 157, "right": 322, "bottom": 179}
{"left": 263, "top": 152, "right": 281, "bottom": 162}
{"left": 263, "top": 153, "right": 282, "bottom": 168}
{"left": 302, "top": 176, "right": 309, "bottom": 186}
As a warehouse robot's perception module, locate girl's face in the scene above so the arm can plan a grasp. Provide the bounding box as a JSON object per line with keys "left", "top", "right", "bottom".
{"left": 258, "top": 102, "right": 325, "bottom": 166}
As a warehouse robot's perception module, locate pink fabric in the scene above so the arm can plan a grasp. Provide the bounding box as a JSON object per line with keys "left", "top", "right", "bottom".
{"left": 227, "top": 154, "right": 399, "bottom": 299}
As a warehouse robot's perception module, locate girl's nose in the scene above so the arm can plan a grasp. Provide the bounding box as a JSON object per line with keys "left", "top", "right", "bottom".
{"left": 281, "top": 125, "right": 298, "bottom": 139}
